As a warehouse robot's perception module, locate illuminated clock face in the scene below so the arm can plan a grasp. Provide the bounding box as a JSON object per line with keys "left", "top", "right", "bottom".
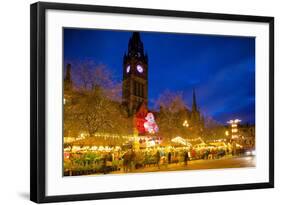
{"left": 126, "top": 65, "right": 130, "bottom": 73}
{"left": 137, "top": 65, "right": 143, "bottom": 73}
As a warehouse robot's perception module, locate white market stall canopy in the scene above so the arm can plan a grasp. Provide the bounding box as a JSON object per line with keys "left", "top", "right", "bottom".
{"left": 171, "top": 136, "right": 192, "bottom": 147}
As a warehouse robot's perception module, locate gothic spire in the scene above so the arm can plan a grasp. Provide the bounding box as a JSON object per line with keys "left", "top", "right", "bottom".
{"left": 64, "top": 63, "right": 73, "bottom": 90}
{"left": 132, "top": 32, "right": 141, "bottom": 43}
{"left": 192, "top": 89, "right": 198, "bottom": 112}
{"left": 127, "top": 32, "right": 144, "bottom": 58}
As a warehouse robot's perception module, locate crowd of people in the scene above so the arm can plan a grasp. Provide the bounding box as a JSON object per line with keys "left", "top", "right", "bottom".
{"left": 64, "top": 145, "right": 247, "bottom": 175}
{"left": 120, "top": 148, "right": 190, "bottom": 172}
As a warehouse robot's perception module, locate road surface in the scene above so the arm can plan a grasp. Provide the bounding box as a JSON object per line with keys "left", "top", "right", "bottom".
{"left": 111, "top": 155, "right": 255, "bottom": 174}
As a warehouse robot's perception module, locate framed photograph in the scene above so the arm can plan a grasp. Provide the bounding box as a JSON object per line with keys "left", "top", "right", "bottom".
{"left": 30, "top": 2, "right": 274, "bottom": 203}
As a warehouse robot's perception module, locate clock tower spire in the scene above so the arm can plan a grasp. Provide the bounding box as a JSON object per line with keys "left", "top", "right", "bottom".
{"left": 122, "top": 32, "right": 148, "bottom": 116}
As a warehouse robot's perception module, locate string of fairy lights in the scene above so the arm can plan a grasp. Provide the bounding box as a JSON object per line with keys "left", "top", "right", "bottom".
{"left": 65, "top": 118, "right": 244, "bottom": 151}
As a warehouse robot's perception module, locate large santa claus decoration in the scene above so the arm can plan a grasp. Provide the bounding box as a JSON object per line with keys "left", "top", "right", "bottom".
{"left": 143, "top": 112, "right": 159, "bottom": 134}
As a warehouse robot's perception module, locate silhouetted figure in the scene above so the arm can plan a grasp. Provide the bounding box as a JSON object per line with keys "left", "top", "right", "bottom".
{"left": 168, "top": 152, "right": 172, "bottom": 164}
{"left": 184, "top": 151, "right": 189, "bottom": 166}
{"left": 155, "top": 150, "right": 161, "bottom": 169}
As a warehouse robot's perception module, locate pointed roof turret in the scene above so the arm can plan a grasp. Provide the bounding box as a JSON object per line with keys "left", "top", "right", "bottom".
{"left": 132, "top": 32, "right": 141, "bottom": 42}
{"left": 64, "top": 63, "right": 73, "bottom": 90}
{"left": 127, "top": 32, "right": 145, "bottom": 58}
{"left": 192, "top": 89, "right": 198, "bottom": 112}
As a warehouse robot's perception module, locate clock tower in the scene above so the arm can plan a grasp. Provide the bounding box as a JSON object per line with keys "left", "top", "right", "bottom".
{"left": 122, "top": 32, "right": 148, "bottom": 116}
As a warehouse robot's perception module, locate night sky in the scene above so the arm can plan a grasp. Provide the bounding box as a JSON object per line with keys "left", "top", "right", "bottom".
{"left": 64, "top": 28, "right": 255, "bottom": 125}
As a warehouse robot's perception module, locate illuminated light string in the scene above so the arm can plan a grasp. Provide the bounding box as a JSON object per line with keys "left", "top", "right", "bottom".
{"left": 171, "top": 136, "right": 192, "bottom": 147}
{"left": 64, "top": 116, "right": 244, "bottom": 151}
{"left": 186, "top": 137, "right": 204, "bottom": 143}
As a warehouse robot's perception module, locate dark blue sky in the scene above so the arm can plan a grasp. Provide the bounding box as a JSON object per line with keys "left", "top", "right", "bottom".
{"left": 64, "top": 28, "right": 255, "bottom": 125}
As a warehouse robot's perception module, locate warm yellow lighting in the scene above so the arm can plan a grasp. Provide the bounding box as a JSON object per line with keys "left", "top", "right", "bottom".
{"left": 225, "top": 131, "right": 229, "bottom": 136}
{"left": 63, "top": 98, "right": 66, "bottom": 105}
{"left": 232, "top": 128, "right": 238, "bottom": 133}
{"left": 227, "top": 119, "right": 242, "bottom": 139}
{"left": 182, "top": 120, "right": 189, "bottom": 127}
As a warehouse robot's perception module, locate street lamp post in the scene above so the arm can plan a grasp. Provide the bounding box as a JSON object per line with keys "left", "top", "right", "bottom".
{"left": 183, "top": 120, "right": 189, "bottom": 128}
{"left": 225, "top": 130, "right": 229, "bottom": 136}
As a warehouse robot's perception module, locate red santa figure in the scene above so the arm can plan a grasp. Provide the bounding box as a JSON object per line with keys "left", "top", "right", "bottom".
{"left": 144, "top": 112, "right": 159, "bottom": 134}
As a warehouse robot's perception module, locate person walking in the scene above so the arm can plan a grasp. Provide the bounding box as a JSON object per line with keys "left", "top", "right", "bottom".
{"left": 155, "top": 150, "right": 161, "bottom": 169}
{"left": 168, "top": 152, "right": 172, "bottom": 164}
{"left": 184, "top": 150, "right": 189, "bottom": 166}
{"left": 130, "top": 150, "right": 136, "bottom": 171}
{"left": 122, "top": 151, "right": 130, "bottom": 172}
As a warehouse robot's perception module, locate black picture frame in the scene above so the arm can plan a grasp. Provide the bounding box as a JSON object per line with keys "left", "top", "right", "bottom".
{"left": 30, "top": 2, "right": 274, "bottom": 203}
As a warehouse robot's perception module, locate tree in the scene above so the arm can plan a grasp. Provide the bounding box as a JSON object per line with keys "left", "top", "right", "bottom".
{"left": 156, "top": 90, "right": 187, "bottom": 113}
{"left": 201, "top": 116, "right": 227, "bottom": 141}
{"left": 75, "top": 87, "right": 130, "bottom": 137}
{"left": 72, "top": 60, "right": 122, "bottom": 101}
{"left": 64, "top": 61, "right": 132, "bottom": 146}
{"left": 155, "top": 91, "right": 190, "bottom": 142}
